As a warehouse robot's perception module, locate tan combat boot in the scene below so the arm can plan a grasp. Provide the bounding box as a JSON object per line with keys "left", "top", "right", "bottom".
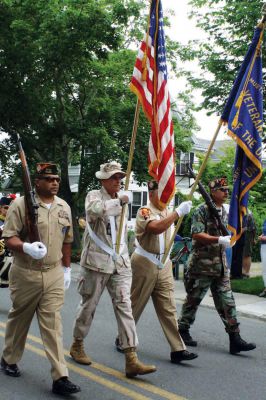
{"left": 70, "top": 338, "right": 92, "bottom": 365}
{"left": 124, "top": 347, "right": 156, "bottom": 378}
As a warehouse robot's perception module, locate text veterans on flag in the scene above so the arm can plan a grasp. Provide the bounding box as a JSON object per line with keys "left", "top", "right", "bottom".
{"left": 221, "top": 25, "right": 264, "bottom": 244}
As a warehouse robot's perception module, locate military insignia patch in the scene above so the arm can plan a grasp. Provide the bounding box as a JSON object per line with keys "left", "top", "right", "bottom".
{"left": 140, "top": 208, "right": 151, "bottom": 220}
{"left": 58, "top": 210, "right": 69, "bottom": 220}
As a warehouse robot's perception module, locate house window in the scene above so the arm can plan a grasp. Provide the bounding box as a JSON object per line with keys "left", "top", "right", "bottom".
{"left": 132, "top": 192, "right": 142, "bottom": 218}
{"left": 84, "top": 145, "right": 100, "bottom": 156}
{"left": 176, "top": 152, "right": 194, "bottom": 176}
{"left": 128, "top": 191, "right": 148, "bottom": 219}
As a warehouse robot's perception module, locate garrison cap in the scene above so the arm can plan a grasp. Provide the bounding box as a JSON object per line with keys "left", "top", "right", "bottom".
{"left": 36, "top": 162, "right": 59, "bottom": 176}
{"left": 147, "top": 180, "right": 158, "bottom": 191}
{"left": 208, "top": 176, "right": 229, "bottom": 191}
{"left": 0, "top": 197, "right": 12, "bottom": 206}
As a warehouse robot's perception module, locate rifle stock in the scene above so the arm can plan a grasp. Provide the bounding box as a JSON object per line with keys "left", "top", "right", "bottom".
{"left": 17, "top": 134, "right": 40, "bottom": 243}
{"left": 187, "top": 166, "right": 229, "bottom": 236}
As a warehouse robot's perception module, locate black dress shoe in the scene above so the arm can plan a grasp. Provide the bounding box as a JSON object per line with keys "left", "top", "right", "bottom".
{"left": 52, "top": 377, "right": 81, "bottom": 395}
{"left": 0, "top": 357, "right": 21, "bottom": 377}
{"left": 170, "top": 350, "right": 198, "bottom": 364}
{"left": 115, "top": 338, "right": 123, "bottom": 353}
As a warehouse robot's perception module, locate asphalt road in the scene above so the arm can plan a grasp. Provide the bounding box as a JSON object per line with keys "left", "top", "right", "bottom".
{"left": 0, "top": 281, "right": 265, "bottom": 400}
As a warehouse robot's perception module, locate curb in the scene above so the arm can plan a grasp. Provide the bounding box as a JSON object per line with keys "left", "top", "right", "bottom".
{"left": 71, "top": 262, "right": 266, "bottom": 322}
{"left": 174, "top": 295, "right": 266, "bottom": 322}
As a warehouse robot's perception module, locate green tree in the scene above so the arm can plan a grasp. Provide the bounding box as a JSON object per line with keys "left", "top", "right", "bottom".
{"left": 178, "top": 0, "right": 265, "bottom": 121}
{"left": 0, "top": 0, "right": 146, "bottom": 246}
{"left": 196, "top": 142, "right": 235, "bottom": 187}
{"left": 0, "top": 0, "right": 197, "bottom": 246}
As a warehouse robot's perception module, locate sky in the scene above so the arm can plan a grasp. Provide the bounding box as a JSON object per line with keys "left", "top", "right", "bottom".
{"left": 162, "top": 0, "right": 229, "bottom": 140}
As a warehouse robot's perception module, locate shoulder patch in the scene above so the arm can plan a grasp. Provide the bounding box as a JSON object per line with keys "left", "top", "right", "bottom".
{"left": 140, "top": 208, "right": 151, "bottom": 220}
{"left": 58, "top": 210, "right": 70, "bottom": 220}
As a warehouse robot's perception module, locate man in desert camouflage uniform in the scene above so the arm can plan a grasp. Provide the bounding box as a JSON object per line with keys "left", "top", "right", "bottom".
{"left": 70, "top": 161, "right": 156, "bottom": 378}
{"left": 178, "top": 177, "right": 256, "bottom": 355}
{"left": 116, "top": 180, "right": 198, "bottom": 364}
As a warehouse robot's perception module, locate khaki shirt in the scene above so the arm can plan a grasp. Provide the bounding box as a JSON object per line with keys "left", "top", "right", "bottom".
{"left": 135, "top": 203, "right": 171, "bottom": 254}
{"left": 80, "top": 187, "right": 130, "bottom": 274}
{"left": 3, "top": 195, "right": 73, "bottom": 269}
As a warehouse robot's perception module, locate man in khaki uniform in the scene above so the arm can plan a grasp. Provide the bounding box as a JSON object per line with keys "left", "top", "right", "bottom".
{"left": 0, "top": 196, "right": 14, "bottom": 287}
{"left": 117, "top": 180, "right": 198, "bottom": 364}
{"left": 0, "top": 163, "right": 80, "bottom": 396}
{"left": 70, "top": 161, "right": 156, "bottom": 378}
{"left": 0, "top": 196, "right": 13, "bottom": 231}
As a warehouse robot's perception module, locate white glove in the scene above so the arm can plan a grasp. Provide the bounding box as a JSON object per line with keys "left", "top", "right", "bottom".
{"left": 23, "top": 242, "right": 47, "bottom": 260}
{"left": 119, "top": 190, "right": 133, "bottom": 204}
{"left": 218, "top": 235, "right": 232, "bottom": 248}
{"left": 175, "top": 201, "right": 192, "bottom": 217}
{"left": 63, "top": 267, "right": 71, "bottom": 290}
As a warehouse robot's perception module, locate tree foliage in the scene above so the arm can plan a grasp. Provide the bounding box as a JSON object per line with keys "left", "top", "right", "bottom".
{"left": 0, "top": 0, "right": 197, "bottom": 246}
{"left": 178, "top": 0, "right": 266, "bottom": 123}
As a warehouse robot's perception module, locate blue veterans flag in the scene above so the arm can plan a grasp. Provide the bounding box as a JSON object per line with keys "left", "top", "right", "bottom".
{"left": 221, "top": 26, "right": 264, "bottom": 244}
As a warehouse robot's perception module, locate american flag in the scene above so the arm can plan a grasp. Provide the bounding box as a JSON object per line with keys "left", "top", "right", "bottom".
{"left": 130, "top": 0, "right": 175, "bottom": 207}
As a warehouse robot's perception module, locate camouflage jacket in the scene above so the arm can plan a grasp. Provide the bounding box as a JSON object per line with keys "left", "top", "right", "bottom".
{"left": 80, "top": 186, "right": 131, "bottom": 274}
{"left": 187, "top": 203, "right": 228, "bottom": 277}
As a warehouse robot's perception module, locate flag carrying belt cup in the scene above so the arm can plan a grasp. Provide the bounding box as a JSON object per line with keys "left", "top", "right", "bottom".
{"left": 134, "top": 215, "right": 169, "bottom": 269}
{"left": 86, "top": 216, "right": 126, "bottom": 262}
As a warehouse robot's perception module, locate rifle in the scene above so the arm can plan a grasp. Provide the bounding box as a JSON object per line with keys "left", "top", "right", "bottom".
{"left": 187, "top": 166, "right": 229, "bottom": 236}
{"left": 17, "top": 134, "right": 41, "bottom": 242}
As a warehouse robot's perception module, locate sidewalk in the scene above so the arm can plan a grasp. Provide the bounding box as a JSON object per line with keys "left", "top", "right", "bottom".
{"left": 71, "top": 262, "right": 266, "bottom": 321}
{"left": 174, "top": 262, "right": 266, "bottom": 321}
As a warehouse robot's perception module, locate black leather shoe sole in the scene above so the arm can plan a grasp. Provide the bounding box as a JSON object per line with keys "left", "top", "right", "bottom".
{"left": 52, "top": 378, "right": 81, "bottom": 395}
{"left": 0, "top": 358, "right": 21, "bottom": 378}
{"left": 52, "top": 386, "right": 81, "bottom": 395}
{"left": 171, "top": 351, "right": 198, "bottom": 363}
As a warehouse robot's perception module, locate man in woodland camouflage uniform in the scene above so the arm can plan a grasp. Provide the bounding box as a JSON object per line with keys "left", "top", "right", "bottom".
{"left": 178, "top": 177, "right": 256, "bottom": 355}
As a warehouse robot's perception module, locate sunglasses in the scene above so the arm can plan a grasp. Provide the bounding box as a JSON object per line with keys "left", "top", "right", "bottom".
{"left": 2, "top": 206, "right": 9, "bottom": 210}
{"left": 38, "top": 176, "right": 61, "bottom": 183}
{"left": 218, "top": 188, "right": 229, "bottom": 193}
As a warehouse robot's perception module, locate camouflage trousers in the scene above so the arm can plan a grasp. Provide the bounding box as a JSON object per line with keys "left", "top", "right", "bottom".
{"left": 178, "top": 274, "right": 240, "bottom": 333}
{"left": 73, "top": 266, "right": 139, "bottom": 350}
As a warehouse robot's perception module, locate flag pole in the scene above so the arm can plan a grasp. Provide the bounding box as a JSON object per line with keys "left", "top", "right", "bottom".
{"left": 162, "top": 3, "right": 266, "bottom": 264}
{"left": 116, "top": 1, "right": 153, "bottom": 254}
{"left": 162, "top": 118, "right": 223, "bottom": 263}
{"left": 116, "top": 100, "right": 140, "bottom": 253}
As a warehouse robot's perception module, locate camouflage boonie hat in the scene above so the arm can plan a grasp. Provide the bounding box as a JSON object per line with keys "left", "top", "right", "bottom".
{"left": 208, "top": 176, "right": 229, "bottom": 191}
{"left": 147, "top": 180, "right": 158, "bottom": 191}
{"left": 36, "top": 162, "right": 59, "bottom": 176}
{"left": 95, "top": 161, "right": 126, "bottom": 180}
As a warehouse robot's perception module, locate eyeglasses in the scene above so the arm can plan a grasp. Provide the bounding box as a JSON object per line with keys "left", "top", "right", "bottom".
{"left": 38, "top": 176, "right": 61, "bottom": 183}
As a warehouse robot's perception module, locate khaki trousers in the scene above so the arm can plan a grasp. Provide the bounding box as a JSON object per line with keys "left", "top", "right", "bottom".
{"left": 73, "top": 267, "right": 138, "bottom": 350}
{"left": 131, "top": 253, "right": 185, "bottom": 352}
{"left": 3, "top": 264, "right": 68, "bottom": 381}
